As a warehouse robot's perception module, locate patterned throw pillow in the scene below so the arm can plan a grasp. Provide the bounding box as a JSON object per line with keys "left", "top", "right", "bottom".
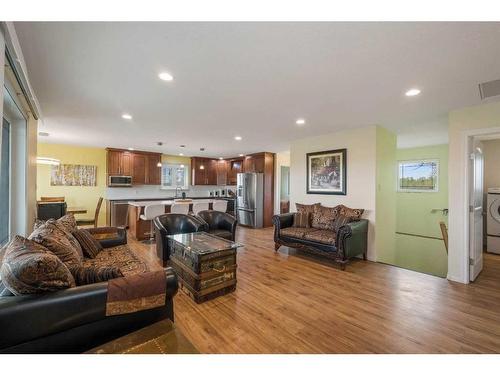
{"left": 29, "top": 221, "right": 82, "bottom": 266}
{"left": 72, "top": 229, "right": 103, "bottom": 259}
{"left": 0, "top": 236, "right": 75, "bottom": 295}
{"left": 332, "top": 215, "right": 353, "bottom": 232}
{"left": 293, "top": 212, "right": 311, "bottom": 228}
{"left": 295, "top": 203, "right": 321, "bottom": 215}
{"left": 34, "top": 216, "right": 83, "bottom": 260}
{"left": 67, "top": 264, "right": 123, "bottom": 286}
{"left": 311, "top": 204, "right": 340, "bottom": 230}
{"left": 338, "top": 205, "right": 364, "bottom": 220}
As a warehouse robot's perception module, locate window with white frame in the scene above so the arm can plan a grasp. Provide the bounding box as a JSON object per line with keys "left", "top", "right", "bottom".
{"left": 398, "top": 159, "right": 439, "bottom": 192}
{"left": 161, "top": 163, "right": 189, "bottom": 190}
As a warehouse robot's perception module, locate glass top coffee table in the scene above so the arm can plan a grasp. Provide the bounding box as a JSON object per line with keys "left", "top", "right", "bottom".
{"left": 167, "top": 232, "right": 242, "bottom": 303}
{"left": 167, "top": 232, "right": 242, "bottom": 255}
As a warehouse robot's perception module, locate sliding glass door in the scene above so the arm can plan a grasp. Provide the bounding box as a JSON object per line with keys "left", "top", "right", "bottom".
{"left": 0, "top": 118, "right": 10, "bottom": 246}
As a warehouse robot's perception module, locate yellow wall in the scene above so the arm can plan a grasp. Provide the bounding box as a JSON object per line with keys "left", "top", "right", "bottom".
{"left": 37, "top": 143, "right": 107, "bottom": 226}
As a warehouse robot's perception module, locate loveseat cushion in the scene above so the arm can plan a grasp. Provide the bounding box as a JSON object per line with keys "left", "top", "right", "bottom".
{"left": 67, "top": 264, "right": 123, "bottom": 286}
{"left": 72, "top": 229, "right": 103, "bottom": 258}
{"left": 311, "top": 204, "right": 340, "bottom": 230}
{"left": 0, "top": 236, "right": 76, "bottom": 295}
{"left": 29, "top": 221, "right": 82, "bottom": 266}
{"left": 303, "top": 229, "right": 336, "bottom": 245}
{"left": 83, "top": 244, "right": 149, "bottom": 276}
{"left": 280, "top": 227, "right": 310, "bottom": 239}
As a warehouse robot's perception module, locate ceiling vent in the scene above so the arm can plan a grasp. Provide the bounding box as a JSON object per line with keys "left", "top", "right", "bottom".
{"left": 479, "top": 79, "right": 500, "bottom": 100}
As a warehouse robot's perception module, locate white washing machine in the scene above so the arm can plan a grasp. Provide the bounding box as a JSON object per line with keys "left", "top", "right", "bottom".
{"left": 487, "top": 188, "right": 500, "bottom": 254}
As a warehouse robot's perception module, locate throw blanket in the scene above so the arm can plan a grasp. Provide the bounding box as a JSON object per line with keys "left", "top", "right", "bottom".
{"left": 106, "top": 271, "right": 166, "bottom": 316}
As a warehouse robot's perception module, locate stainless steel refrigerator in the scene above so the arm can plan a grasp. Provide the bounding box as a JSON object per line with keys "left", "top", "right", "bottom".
{"left": 236, "top": 172, "right": 264, "bottom": 228}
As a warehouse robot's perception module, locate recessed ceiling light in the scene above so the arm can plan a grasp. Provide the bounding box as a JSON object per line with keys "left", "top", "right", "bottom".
{"left": 38, "top": 132, "right": 49, "bottom": 137}
{"left": 405, "top": 88, "right": 421, "bottom": 97}
{"left": 200, "top": 148, "right": 205, "bottom": 151}
{"left": 219, "top": 157, "right": 223, "bottom": 160}
{"left": 122, "top": 114, "right": 132, "bottom": 120}
{"left": 234, "top": 136, "right": 242, "bottom": 141}
{"left": 239, "top": 154, "right": 244, "bottom": 157}
{"left": 157, "top": 142, "right": 163, "bottom": 146}
{"left": 179, "top": 153, "right": 184, "bottom": 156}
{"left": 296, "top": 118, "right": 306, "bottom": 125}
{"left": 128, "top": 147, "right": 134, "bottom": 151}
{"left": 158, "top": 72, "right": 174, "bottom": 81}
{"left": 180, "top": 145, "right": 186, "bottom": 148}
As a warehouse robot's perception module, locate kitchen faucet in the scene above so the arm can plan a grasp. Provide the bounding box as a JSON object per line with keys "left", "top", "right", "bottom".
{"left": 175, "top": 186, "right": 182, "bottom": 198}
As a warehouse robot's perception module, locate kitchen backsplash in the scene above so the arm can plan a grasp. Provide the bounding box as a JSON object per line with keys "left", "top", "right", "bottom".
{"left": 105, "top": 185, "right": 236, "bottom": 200}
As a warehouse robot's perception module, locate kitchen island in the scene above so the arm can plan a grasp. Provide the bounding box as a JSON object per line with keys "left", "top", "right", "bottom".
{"left": 127, "top": 199, "right": 217, "bottom": 241}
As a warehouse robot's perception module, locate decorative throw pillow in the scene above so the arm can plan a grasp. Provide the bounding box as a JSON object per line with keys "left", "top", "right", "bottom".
{"left": 34, "top": 216, "right": 83, "bottom": 260}
{"left": 28, "top": 221, "right": 82, "bottom": 266}
{"left": 72, "top": 229, "right": 103, "bottom": 258}
{"left": 293, "top": 212, "right": 311, "bottom": 228}
{"left": 332, "top": 215, "right": 353, "bottom": 232}
{"left": 67, "top": 264, "right": 123, "bottom": 286}
{"left": 0, "top": 236, "right": 75, "bottom": 295}
{"left": 311, "top": 204, "right": 340, "bottom": 230}
{"left": 295, "top": 203, "right": 321, "bottom": 215}
{"left": 338, "top": 205, "right": 364, "bottom": 220}
{"left": 57, "top": 214, "right": 78, "bottom": 233}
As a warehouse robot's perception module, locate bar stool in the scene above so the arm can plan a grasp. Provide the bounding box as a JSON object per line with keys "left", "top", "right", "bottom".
{"left": 212, "top": 200, "right": 228, "bottom": 212}
{"left": 192, "top": 201, "right": 209, "bottom": 215}
{"left": 170, "top": 203, "right": 189, "bottom": 215}
{"left": 139, "top": 204, "right": 165, "bottom": 244}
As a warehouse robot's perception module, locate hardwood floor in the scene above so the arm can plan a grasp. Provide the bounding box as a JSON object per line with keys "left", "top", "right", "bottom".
{"left": 128, "top": 226, "right": 500, "bottom": 353}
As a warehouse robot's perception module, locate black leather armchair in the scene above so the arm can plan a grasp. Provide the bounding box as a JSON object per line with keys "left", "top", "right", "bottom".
{"left": 0, "top": 267, "right": 178, "bottom": 353}
{"left": 196, "top": 210, "right": 238, "bottom": 241}
{"left": 154, "top": 213, "right": 208, "bottom": 266}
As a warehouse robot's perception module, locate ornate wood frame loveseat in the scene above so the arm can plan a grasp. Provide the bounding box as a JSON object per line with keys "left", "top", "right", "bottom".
{"left": 273, "top": 209, "right": 368, "bottom": 270}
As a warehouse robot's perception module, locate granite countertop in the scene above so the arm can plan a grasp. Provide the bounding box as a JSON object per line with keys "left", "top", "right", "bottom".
{"left": 107, "top": 196, "right": 235, "bottom": 201}
{"left": 127, "top": 199, "right": 217, "bottom": 207}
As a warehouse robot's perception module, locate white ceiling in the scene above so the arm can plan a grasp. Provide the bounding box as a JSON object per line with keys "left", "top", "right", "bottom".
{"left": 14, "top": 22, "right": 500, "bottom": 156}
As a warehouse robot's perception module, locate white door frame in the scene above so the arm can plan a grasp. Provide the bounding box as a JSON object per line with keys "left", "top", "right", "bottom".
{"left": 450, "top": 125, "right": 500, "bottom": 284}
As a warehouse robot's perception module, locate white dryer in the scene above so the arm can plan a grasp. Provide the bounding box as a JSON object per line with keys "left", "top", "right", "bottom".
{"left": 487, "top": 188, "right": 500, "bottom": 254}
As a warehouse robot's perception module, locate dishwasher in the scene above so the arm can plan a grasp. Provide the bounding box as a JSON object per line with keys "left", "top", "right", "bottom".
{"left": 109, "top": 200, "right": 130, "bottom": 228}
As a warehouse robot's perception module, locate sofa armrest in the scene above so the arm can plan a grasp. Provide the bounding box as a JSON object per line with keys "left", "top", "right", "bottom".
{"left": 0, "top": 267, "right": 178, "bottom": 352}
{"left": 85, "top": 227, "right": 127, "bottom": 248}
{"left": 336, "top": 219, "right": 368, "bottom": 261}
{"left": 272, "top": 213, "right": 294, "bottom": 242}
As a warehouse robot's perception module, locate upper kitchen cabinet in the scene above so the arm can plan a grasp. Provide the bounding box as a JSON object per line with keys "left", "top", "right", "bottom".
{"left": 106, "top": 148, "right": 161, "bottom": 186}
{"left": 216, "top": 160, "right": 228, "bottom": 186}
{"left": 227, "top": 158, "right": 243, "bottom": 185}
{"left": 242, "top": 152, "right": 269, "bottom": 173}
{"left": 191, "top": 157, "right": 218, "bottom": 185}
{"left": 146, "top": 154, "right": 162, "bottom": 185}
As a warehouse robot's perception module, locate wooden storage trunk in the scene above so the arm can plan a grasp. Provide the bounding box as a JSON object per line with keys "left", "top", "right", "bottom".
{"left": 169, "top": 237, "right": 237, "bottom": 303}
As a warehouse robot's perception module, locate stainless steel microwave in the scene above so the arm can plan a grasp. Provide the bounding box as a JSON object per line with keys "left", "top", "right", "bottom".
{"left": 108, "top": 175, "right": 132, "bottom": 187}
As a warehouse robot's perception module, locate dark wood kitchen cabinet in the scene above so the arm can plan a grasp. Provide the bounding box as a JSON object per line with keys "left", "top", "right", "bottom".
{"left": 191, "top": 157, "right": 224, "bottom": 185}
{"left": 146, "top": 154, "right": 162, "bottom": 185}
{"left": 107, "top": 150, "right": 133, "bottom": 176}
{"left": 216, "top": 160, "right": 228, "bottom": 186}
{"left": 227, "top": 158, "right": 243, "bottom": 185}
{"left": 106, "top": 148, "right": 161, "bottom": 186}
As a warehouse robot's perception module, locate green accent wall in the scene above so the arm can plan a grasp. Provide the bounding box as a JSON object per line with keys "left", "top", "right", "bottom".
{"left": 394, "top": 144, "right": 449, "bottom": 277}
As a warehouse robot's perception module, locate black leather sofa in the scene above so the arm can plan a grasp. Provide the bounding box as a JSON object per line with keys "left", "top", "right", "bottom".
{"left": 196, "top": 210, "right": 238, "bottom": 241}
{"left": 0, "top": 267, "right": 178, "bottom": 353}
{"left": 154, "top": 213, "right": 208, "bottom": 266}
